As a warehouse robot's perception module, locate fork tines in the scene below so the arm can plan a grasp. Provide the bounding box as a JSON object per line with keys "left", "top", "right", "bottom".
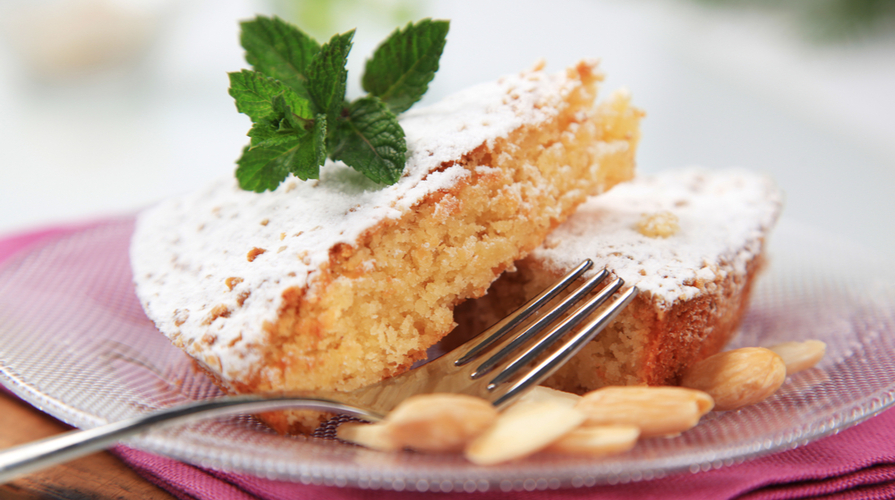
{"left": 455, "top": 259, "right": 638, "bottom": 408}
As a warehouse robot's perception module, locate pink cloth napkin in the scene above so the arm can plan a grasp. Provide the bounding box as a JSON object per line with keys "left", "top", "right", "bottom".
{"left": 2, "top": 222, "right": 895, "bottom": 500}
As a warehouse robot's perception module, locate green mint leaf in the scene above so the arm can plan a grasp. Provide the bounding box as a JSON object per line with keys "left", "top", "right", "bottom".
{"left": 237, "top": 94, "right": 326, "bottom": 191}
{"left": 236, "top": 136, "right": 299, "bottom": 192}
{"left": 362, "top": 19, "right": 449, "bottom": 114}
{"left": 330, "top": 96, "right": 406, "bottom": 185}
{"left": 228, "top": 69, "right": 313, "bottom": 122}
{"left": 236, "top": 114, "right": 327, "bottom": 192}
{"left": 306, "top": 29, "right": 354, "bottom": 126}
{"left": 271, "top": 93, "right": 315, "bottom": 131}
{"left": 307, "top": 113, "right": 328, "bottom": 170}
{"left": 246, "top": 93, "right": 314, "bottom": 145}
{"left": 240, "top": 16, "right": 320, "bottom": 101}
{"left": 246, "top": 119, "right": 279, "bottom": 146}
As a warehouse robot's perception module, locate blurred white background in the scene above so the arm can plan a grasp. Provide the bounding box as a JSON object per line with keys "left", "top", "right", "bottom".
{"left": 0, "top": 0, "right": 893, "bottom": 255}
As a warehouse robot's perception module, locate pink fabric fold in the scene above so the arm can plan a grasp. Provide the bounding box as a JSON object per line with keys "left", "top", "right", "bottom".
{"left": 2, "top": 221, "right": 895, "bottom": 500}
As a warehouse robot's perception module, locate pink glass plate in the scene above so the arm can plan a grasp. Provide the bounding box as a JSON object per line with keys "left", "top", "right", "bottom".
{"left": 0, "top": 217, "right": 894, "bottom": 492}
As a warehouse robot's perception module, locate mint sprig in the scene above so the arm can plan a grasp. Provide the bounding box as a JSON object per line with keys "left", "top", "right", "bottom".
{"left": 229, "top": 16, "right": 449, "bottom": 192}
{"left": 306, "top": 30, "right": 354, "bottom": 130}
{"left": 239, "top": 16, "right": 319, "bottom": 102}
{"left": 330, "top": 96, "right": 407, "bottom": 185}
{"left": 229, "top": 69, "right": 309, "bottom": 123}
{"left": 362, "top": 19, "right": 450, "bottom": 114}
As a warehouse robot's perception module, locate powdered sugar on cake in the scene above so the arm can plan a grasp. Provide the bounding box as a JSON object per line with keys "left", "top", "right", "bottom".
{"left": 130, "top": 62, "right": 598, "bottom": 384}
{"left": 533, "top": 167, "right": 782, "bottom": 307}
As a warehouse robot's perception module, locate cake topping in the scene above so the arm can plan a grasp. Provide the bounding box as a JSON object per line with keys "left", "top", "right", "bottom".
{"left": 534, "top": 167, "right": 782, "bottom": 307}
{"left": 230, "top": 16, "right": 449, "bottom": 191}
{"left": 636, "top": 211, "right": 679, "bottom": 238}
{"left": 246, "top": 247, "right": 266, "bottom": 262}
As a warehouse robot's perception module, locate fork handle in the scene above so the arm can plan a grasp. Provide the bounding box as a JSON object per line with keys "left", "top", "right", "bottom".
{"left": 0, "top": 394, "right": 382, "bottom": 484}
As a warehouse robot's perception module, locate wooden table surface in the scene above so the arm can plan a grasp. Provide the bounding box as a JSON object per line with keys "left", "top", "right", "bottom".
{"left": 0, "top": 391, "right": 174, "bottom": 500}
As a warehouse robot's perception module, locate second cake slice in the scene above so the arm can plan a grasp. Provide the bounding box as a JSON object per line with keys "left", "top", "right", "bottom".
{"left": 455, "top": 167, "right": 782, "bottom": 393}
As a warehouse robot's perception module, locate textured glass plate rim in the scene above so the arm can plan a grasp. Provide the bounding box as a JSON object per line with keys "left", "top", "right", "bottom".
{"left": 0, "top": 217, "right": 894, "bottom": 492}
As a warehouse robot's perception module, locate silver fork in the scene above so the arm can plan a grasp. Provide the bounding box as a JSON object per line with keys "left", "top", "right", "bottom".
{"left": 0, "top": 259, "right": 637, "bottom": 483}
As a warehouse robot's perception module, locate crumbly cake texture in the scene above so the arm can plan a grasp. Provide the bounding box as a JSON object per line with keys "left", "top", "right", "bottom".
{"left": 454, "top": 167, "right": 782, "bottom": 393}
{"left": 131, "top": 60, "right": 643, "bottom": 434}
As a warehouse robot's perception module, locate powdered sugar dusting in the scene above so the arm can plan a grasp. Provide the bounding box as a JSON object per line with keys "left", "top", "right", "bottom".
{"left": 533, "top": 167, "right": 782, "bottom": 308}
{"left": 130, "top": 62, "right": 595, "bottom": 383}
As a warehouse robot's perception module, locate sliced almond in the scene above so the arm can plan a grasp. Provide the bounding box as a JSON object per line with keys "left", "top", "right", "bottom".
{"left": 336, "top": 422, "right": 398, "bottom": 451}
{"left": 383, "top": 393, "right": 498, "bottom": 453}
{"left": 545, "top": 425, "right": 640, "bottom": 456}
{"left": 768, "top": 340, "right": 826, "bottom": 375}
{"left": 575, "top": 386, "right": 713, "bottom": 438}
{"left": 681, "top": 347, "right": 786, "bottom": 411}
{"left": 465, "top": 403, "right": 585, "bottom": 466}
{"left": 505, "top": 385, "right": 582, "bottom": 411}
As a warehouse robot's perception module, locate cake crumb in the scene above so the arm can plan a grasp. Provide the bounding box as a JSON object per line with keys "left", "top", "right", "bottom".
{"left": 173, "top": 309, "right": 189, "bottom": 326}
{"left": 204, "top": 354, "right": 222, "bottom": 372}
{"left": 247, "top": 247, "right": 267, "bottom": 262}
{"left": 636, "top": 211, "right": 679, "bottom": 238}
{"left": 225, "top": 277, "right": 243, "bottom": 291}
{"left": 203, "top": 304, "right": 231, "bottom": 325}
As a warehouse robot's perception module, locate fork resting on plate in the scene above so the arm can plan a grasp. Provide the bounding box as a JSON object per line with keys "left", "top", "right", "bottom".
{"left": 0, "top": 259, "right": 636, "bottom": 483}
